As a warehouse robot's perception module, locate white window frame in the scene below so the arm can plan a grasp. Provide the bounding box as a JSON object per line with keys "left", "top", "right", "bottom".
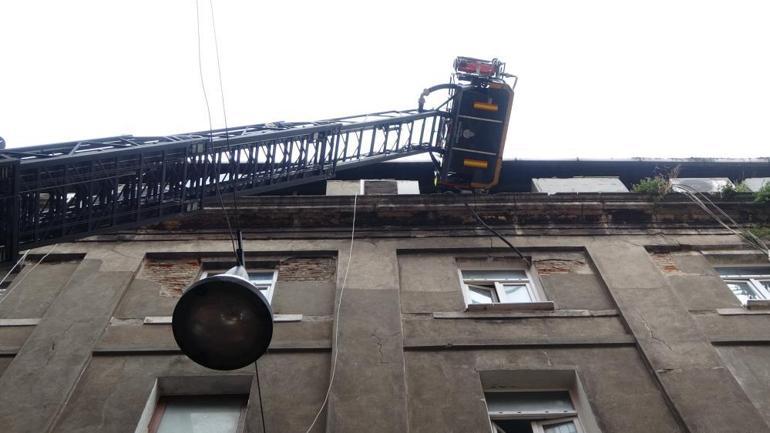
{"left": 459, "top": 269, "right": 547, "bottom": 307}
{"left": 200, "top": 269, "right": 278, "bottom": 303}
{"left": 533, "top": 417, "right": 584, "bottom": 433}
{"left": 717, "top": 267, "right": 770, "bottom": 305}
{"left": 485, "top": 389, "right": 585, "bottom": 433}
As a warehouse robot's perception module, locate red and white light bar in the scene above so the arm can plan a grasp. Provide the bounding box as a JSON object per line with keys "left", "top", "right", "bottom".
{"left": 454, "top": 57, "right": 505, "bottom": 79}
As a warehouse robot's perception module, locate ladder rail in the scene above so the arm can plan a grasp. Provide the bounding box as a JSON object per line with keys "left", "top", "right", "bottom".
{"left": 0, "top": 109, "right": 446, "bottom": 258}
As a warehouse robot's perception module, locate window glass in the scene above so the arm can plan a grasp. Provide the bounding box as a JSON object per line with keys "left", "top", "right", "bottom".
{"left": 501, "top": 284, "right": 533, "bottom": 303}
{"left": 153, "top": 396, "right": 244, "bottom": 433}
{"left": 725, "top": 280, "right": 763, "bottom": 304}
{"left": 201, "top": 270, "right": 276, "bottom": 302}
{"left": 247, "top": 272, "right": 275, "bottom": 286}
{"left": 463, "top": 270, "right": 528, "bottom": 282}
{"left": 544, "top": 421, "right": 578, "bottom": 433}
{"left": 485, "top": 391, "right": 574, "bottom": 414}
{"left": 468, "top": 285, "right": 499, "bottom": 304}
{"left": 761, "top": 280, "right": 770, "bottom": 291}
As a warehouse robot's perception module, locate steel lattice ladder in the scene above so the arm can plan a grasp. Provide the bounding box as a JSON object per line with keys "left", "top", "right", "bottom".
{"left": 0, "top": 109, "right": 446, "bottom": 261}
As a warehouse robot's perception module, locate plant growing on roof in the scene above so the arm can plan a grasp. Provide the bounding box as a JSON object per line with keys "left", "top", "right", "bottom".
{"left": 755, "top": 182, "right": 770, "bottom": 203}
{"left": 720, "top": 181, "right": 752, "bottom": 197}
{"left": 632, "top": 176, "right": 670, "bottom": 197}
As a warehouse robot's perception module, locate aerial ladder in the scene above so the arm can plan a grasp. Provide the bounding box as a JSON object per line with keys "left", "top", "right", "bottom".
{"left": 0, "top": 57, "right": 516, "bottom": 262}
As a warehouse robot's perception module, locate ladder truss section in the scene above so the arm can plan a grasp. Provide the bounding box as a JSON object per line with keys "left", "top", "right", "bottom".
{"left": 0, "top": 109, "right": 446, "bottom": 259}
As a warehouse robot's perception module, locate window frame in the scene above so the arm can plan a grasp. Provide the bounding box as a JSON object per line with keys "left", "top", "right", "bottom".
{"left": 147, "top": 394, "right": 248, "bottom": 433}
{"left": 199, "top": 269, "right": 278, "bottom": 303}
{"left": 717, "top": 267, "right": 770, "bottom": 305}
{"left": 484, "top": 389, "right": 585, "bottom": 433}
{"left": 534, "top": 416, "right": 585, "bottom": 433}
{"left": 459, "top": 268, "right": 548, "bottom": 309}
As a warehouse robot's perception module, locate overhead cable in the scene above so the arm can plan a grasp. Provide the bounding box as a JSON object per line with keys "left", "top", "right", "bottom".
{"left": 194, "top": 0, "right": 238, "bottom": 260}
{"left": 465, "top": 202, "right": 531, "bottom": 266}
{"left": 303, "top": 194, "right": 358, "bottom": 433}
{"left": 671, "top": 184, "right": 769, "bottom": 259}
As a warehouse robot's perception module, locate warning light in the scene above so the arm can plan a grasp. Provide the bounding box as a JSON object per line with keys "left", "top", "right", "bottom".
{"left": 473, "top": 102, "right": 499, "bottom": 112}
{"left": 454, "top": 57, "right": 506, "bottom": 81}
{"left": 463, "top": 158, "right": 489, "bottom": 169}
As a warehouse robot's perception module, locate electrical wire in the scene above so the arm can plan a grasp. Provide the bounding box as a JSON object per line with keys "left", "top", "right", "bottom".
{"left": 0, "top": 245, "right": 57, "bottom": 302}
{"left": 303, "top": 194, "right": 358, "bottom": 433}
{"left": 0, "top": 250, "right": 29, "bottom": 289}
{"left": 671, "top": 184, "right": 770, "bottom": 259}
{"left": 254, "top": 360, "right": 268, "bottom": 433}
{"left": 465, "top": 202, "right": 531, "bottom": 266}
{"left": 207, "top": 0, "right": 241, "bottom": 231}
{"left": 194, "top": 0, "right": 238, "bottom": 260}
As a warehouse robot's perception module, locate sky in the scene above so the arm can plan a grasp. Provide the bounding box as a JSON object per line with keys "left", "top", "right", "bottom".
{"left": 1, "top": 0, "right": 769, "bottom": 159}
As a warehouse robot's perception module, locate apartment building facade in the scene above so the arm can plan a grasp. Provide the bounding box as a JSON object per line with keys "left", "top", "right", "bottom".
{"left": 1, "top": 161, "right": 770, "bottom": 433}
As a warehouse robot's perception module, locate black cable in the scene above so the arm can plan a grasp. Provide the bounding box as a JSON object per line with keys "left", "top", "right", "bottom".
{"left": 254, "top": 361, "right": 268, "bottom": 433}
{"left": 194, "top": 0, "right": 238, "bottom": 260}
{"left": 465, "top": 202, "right": 531, "bottom": 267}
{"left": 208, "top": 0, "right": 242, "bottom": 235}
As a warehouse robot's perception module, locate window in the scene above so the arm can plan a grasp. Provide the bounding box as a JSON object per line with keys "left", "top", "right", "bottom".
{"left": 148, "top": 395, "right": 247, "bottom": 433}
{"left": 717, "top": 267, "right": 770, "bottom": 305}
{"left": 200, "top": 269, "right": 277, "bottom": 303}
{"left": 460, "top": 270, "right": 547, "bottom": 308}
{"left": 485, "top": 391, "right": 584, "bottom": 433}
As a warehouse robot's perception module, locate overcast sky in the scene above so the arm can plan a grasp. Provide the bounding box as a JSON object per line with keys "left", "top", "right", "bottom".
{"left": 1, "top": 0, "right": 769, "bottom": 159}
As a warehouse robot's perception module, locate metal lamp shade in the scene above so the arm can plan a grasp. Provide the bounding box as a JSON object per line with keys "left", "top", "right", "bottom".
{"left": 172, "top": 271, "right": 273, "bottom": 370}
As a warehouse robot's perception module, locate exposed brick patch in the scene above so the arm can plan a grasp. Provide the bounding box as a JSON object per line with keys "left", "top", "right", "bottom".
{"left": 139, "top": 258, "right": 201, "bottom": 297}
{"left": 277, "top": 257, "right": 336, "bottom": 282}
{"left": 651, "top": 253, "right": 681, "bottom": 274}
{"left": 534, "top": 259, "right": 588, "bottom": 275}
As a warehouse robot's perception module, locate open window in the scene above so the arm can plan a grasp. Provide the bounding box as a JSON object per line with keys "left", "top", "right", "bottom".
{"left": 717, "top": 266, "right": 770, "bottom": 308}
{"left": 459, "top": 269, "right": 553, "bottom": 311}
{"left": 200, "top": 269, "right": 278, "bottom": 304}
{"left": 148, "top": 395, "right": 247, "bottom": 433}
{"left": 480, "top": 370, "right": 601, "bottom": 433}
{"left": 486, "top": 390, "right": 584, "bottom": 433}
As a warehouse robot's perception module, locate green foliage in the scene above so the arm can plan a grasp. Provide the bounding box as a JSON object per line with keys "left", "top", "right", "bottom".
{"left": 720, "top": 181, "right": 752, "bottom": 197}
{"left": 748, "top": 226, "right": 770, "bottom": 239}
{"left": 754, "top": 183, "right": 770, "bottom": 203}
{"left": 632, "top": 177, "right": 669, "bottom": 196}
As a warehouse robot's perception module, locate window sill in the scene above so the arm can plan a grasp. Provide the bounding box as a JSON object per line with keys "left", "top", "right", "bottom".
{"left": 716, "top": 306, "right": 770, "bottom": 316}
{"left": 434, "top": 309, "right": 617, "bottom": 320}
{"left": 746, "top": 299, "right": 770, "bottom": 310}
{"left": 143, "top": 314, "right": 303, "bottom": 324}
{"left": 465, "top": 301, "right": 555, "bottom": 312}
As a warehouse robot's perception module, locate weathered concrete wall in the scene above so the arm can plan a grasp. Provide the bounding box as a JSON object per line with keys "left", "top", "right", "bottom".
{"left": 51, "top": 353, "right": 330, "bottom": 433}
{"left": 588, "top": 242, "right": 769, "bottom": 433}
{"left": 717, "top": 346, "right": 770, "bottom": 426}
{"left": 0, "top": 255, "right": 139, "bottom": 433}
{"left": 1, "top": 192, "right": 770, "bottom": 433}
{"left": 405, "top": 348, "right": 682, "bottom": 433}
